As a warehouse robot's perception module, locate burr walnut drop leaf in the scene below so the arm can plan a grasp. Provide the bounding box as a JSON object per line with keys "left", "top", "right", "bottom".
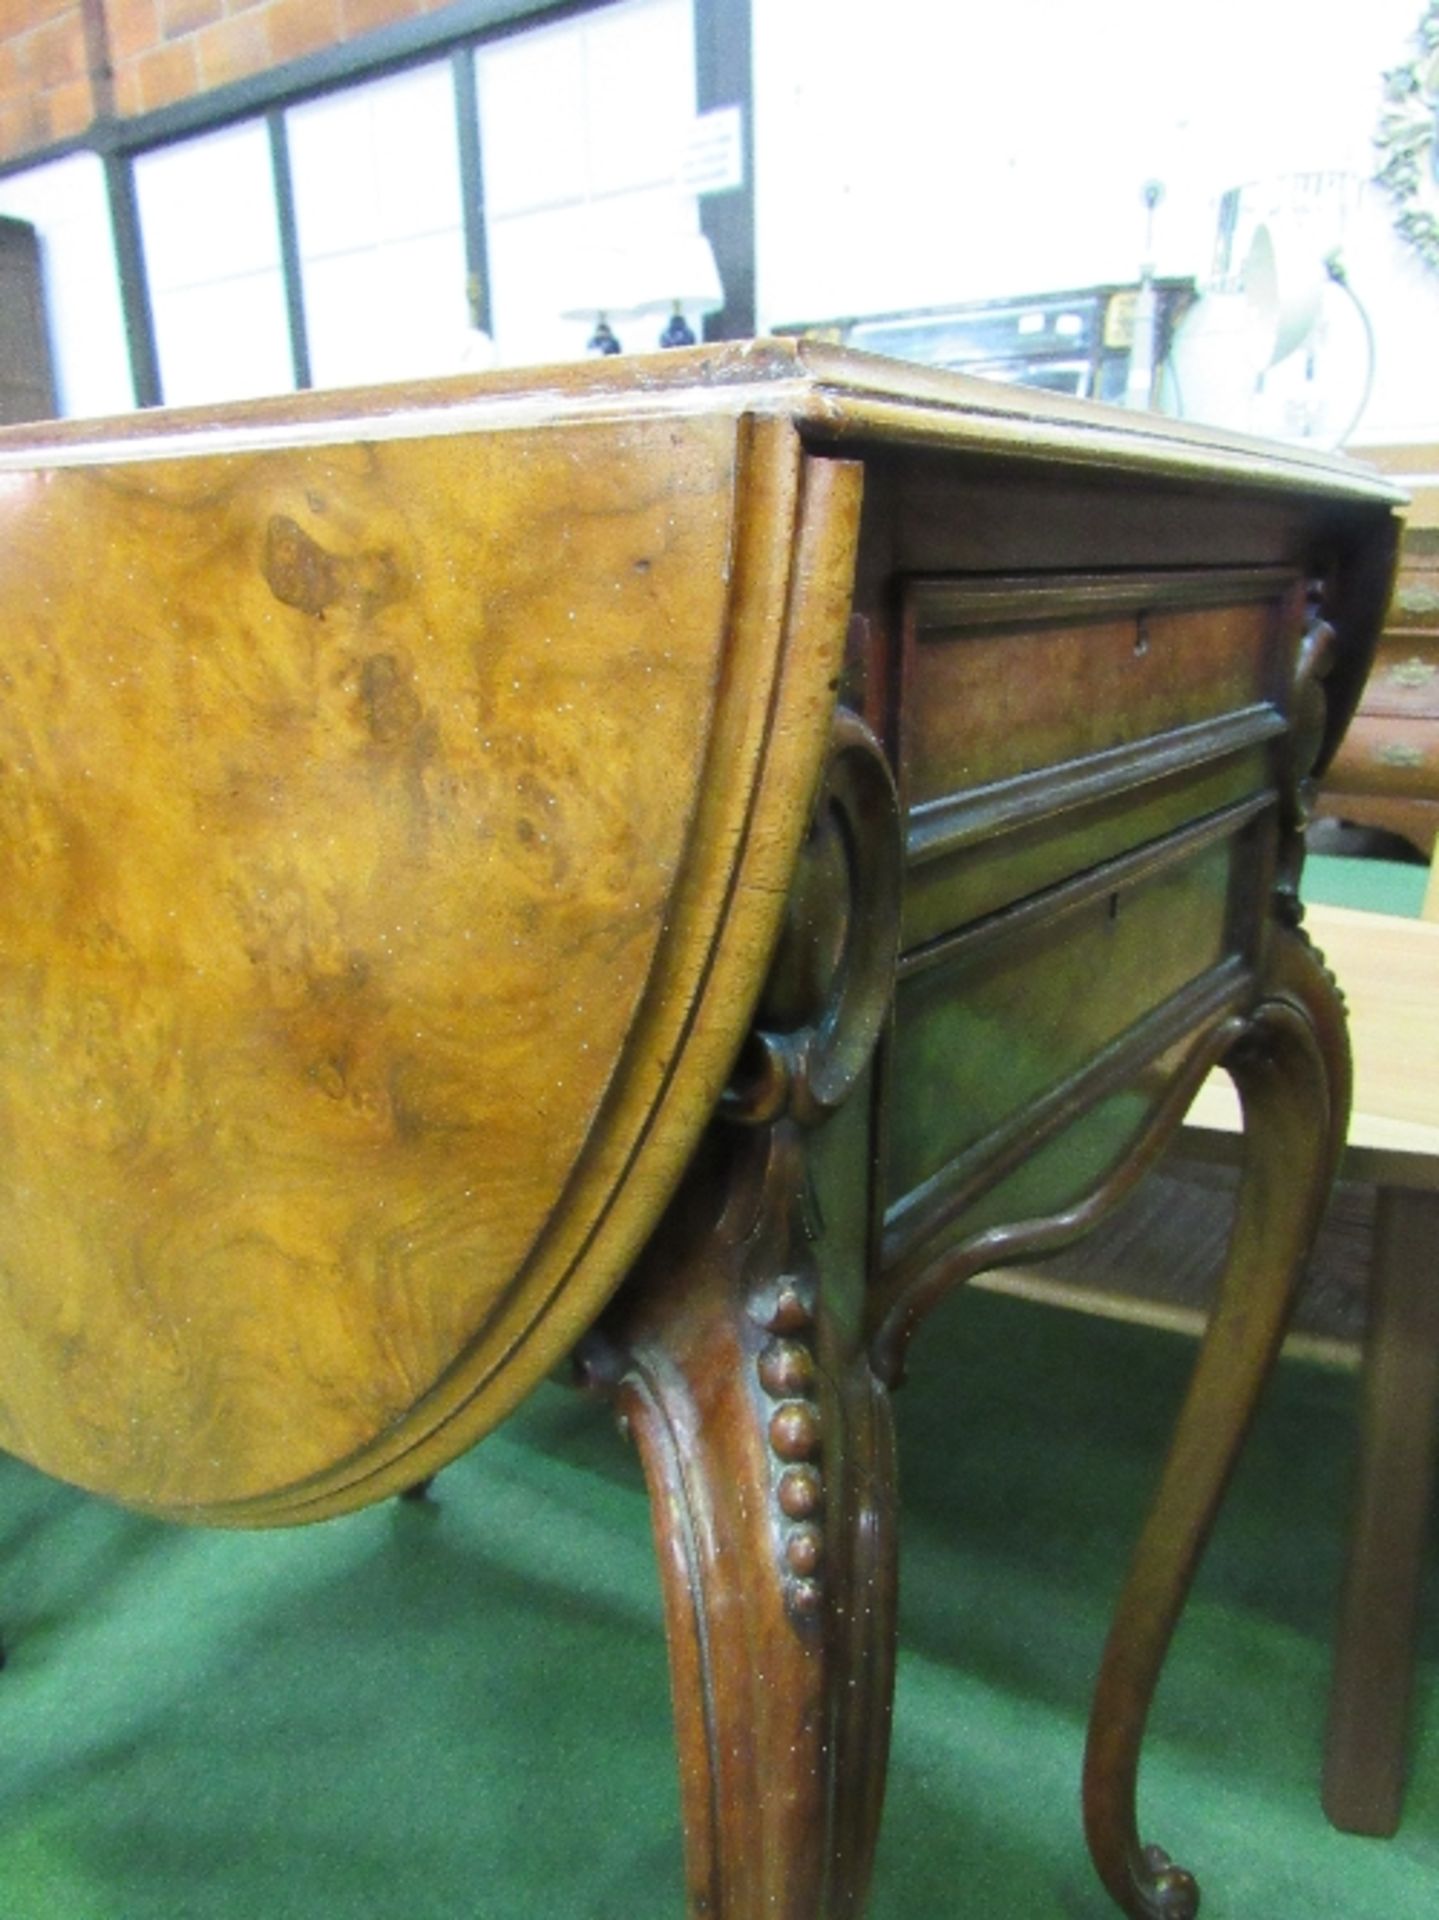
{"left": 0, "top": 406, "right": 859, "bottom": 1519}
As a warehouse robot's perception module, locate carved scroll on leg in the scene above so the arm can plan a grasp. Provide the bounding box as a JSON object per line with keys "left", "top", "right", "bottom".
{"left": 588, "top": 1124, "right": 898, "bottom": 1919}
{"left": 585, "top": 711, "right": 903, "bottom": 1918}
{"left": 1082, "top": 930, "right": 1349, "bottom": 1919}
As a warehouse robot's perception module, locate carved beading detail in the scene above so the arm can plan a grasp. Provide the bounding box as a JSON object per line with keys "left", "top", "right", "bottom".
{"left": 750, "top": 1275, "right": 827, "bottom": 1620}
{"left": 726, "top": 709, "right": 901, "bottom": 1628}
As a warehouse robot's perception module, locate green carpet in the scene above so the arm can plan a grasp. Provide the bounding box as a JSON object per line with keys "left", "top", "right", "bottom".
{"left": 1302, "top": 854, "right": 1430, "bottom": 919}
{"left": 1, "top": 844, "right": 1430, "bottom": 1915}
{"left": 1, "top": 1289, "right": 1434, "bottom": 1917}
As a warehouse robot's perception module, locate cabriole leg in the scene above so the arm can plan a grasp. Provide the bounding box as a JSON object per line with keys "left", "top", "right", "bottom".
{"left": 581, "top": 707, "right": 902, "bottom": 1916}
{"left": 587, "top": 1122, "right": 898, "bottom": 1920}
{"left": 1083, "top": 932, "right": 1349, "bottom": 1918}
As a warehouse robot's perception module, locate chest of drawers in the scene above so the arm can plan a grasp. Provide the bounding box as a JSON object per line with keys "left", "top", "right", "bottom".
{"left": 0, "top": 346, "right": 1401, "bottom": 1918}
{"left": 1318, "top": 442, "right": 1437, "bottom": 855}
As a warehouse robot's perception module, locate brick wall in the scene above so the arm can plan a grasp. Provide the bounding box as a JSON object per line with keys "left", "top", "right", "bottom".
{"left": 0, "top": 0, "right": 461, "bottom": 165}
{"left": 0, "top": 3, "right": 95, "bottom": 160}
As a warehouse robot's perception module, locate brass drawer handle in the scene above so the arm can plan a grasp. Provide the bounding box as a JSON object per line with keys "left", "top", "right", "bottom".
{"left": 1375, "top": 741, "right": 1426, "bottom": 767}
{"left": 1395, "top": 583, "right": 1439, "bottom": 616}
{"left": 1387, "top": 656, "right": 1437, "bottom": 689}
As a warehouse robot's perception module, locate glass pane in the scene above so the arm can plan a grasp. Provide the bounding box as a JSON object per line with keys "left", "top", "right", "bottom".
{"left": 287, "top": 61, "right": 469, "bottom": 389}
{"left": 475, "top": 0, "right": 702, "bottom": 369}
{"left": 134, "top": 122, "right": 294, "bottom": 407}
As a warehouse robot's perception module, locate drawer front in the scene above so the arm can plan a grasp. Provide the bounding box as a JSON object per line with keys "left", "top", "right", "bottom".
{"left": 904, "top": 570, "right": 1289, "bottom": 804}
{"left": 898, "top": 1060, "right": 1200, "bottom": 1266}
{"left": 899, "top": 568, "right": 1296, "bottom": 945}
{"left": 1390, "top": 526, "right": 1439, "bottom": 630}
{"left": 884, "top": 807, "right": 1258, "bottom": 1234}
{"left": 1390, "top": 575, "right": 1439, "bottom": 630}
{"left": 1355, "top": 638, "right": 1439, "bottom": 719}
{"left": 1326, "top": 713, "right": 1439, "bottom": 798}
{"left": 902, "top": 739, "right": 1270, "bottom": 948}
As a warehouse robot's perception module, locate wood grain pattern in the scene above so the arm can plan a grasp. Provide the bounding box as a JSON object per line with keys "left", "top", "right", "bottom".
{"left": 905, "top": 588, "right": 1282, "bottom": 808}
{"left": 0, "top": 405, "right": 861, "bottom": 1519}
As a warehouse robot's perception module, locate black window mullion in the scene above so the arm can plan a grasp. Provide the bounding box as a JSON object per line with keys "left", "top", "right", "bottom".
{"left": 267, "top": 109, "right": 312, "bottom": 391}
{"left": 103, "top": 151, "right": 162, "bottom": 408}
{"left": 452, "top": 44, "right": 493, "bottom": 337}
{"left": 693, "top": 0, "right": 755, "bottom": 341}
{"left": 84, "top": 0, "right": 706, "bottom": 413}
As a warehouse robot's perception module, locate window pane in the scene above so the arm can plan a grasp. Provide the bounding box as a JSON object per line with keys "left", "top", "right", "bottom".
{"left": 476, "top": 0, "right": 701, "bottom": 369}
{"left": 134, "top": 122, "right": 294, "bottom": 407}
{"left": 287, "top": 62, "right": 469, "bottom": 388}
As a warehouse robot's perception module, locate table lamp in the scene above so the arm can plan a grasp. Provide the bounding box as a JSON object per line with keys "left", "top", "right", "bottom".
{"left": 629, "top": 232, "right": 724, "bottom": 347}
{"left": 559, "top": 247, "right": 640, "bottom": 356}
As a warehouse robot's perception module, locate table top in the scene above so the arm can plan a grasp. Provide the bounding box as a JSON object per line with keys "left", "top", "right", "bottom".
{"left": 2, "top": 338, "right": 1405, "bottom": 499}
{"left": 0, "top": 347, "right": 1405, "bottom": 1524}
{"left": 1184, "top": 904, "right": 1439, "bottom": 1189}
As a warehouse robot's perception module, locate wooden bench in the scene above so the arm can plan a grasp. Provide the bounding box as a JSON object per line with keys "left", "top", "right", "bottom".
{"left": 1184, "top": 902, "right": 1439, "bottom": 1836}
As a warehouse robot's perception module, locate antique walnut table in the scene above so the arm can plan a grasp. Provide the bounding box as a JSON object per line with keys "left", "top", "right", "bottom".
{"left": 0, "top": 345, "right": 1402, "bottom": 1918}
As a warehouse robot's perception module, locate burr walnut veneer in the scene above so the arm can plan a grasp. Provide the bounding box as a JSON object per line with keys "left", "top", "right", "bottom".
{"left": 0, "top": 345, "right": 1402, "bottom": 1918}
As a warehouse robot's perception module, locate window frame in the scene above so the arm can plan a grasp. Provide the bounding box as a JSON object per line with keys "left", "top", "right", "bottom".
{"left": 0, "top": 0, "right": 754, "bottom": 409}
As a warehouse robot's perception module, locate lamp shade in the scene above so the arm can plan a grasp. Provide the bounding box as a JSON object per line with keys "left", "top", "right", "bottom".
{"left": 557, "top": 248, "right": 641, "bottom": 322}
{"left": 627, "top": 233, "right": 724, "bottom": 318}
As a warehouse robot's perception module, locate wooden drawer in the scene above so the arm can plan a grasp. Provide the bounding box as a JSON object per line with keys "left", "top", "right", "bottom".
{"left": 900, "top": 568, "right": 1295, "bottom": 943}
{"left": 1314, "top": 449, "right": 1434, "bottom": 852}
{"left": 1389, "top": 531, "right": 1438, "bottom": 630}
{"left": 1325, "top": 713, "right": 1439, "bottom": 798}
{"left": 1391, "top": 576, "right": 1439, "bottom": 629}
{"left": 884, "top": 803, "right": 1259, "bottom": 1235}
{"left": 1348, "top": 637, "right": 1439, "bottom": 719}
{"left": 1321, "top": 612, "right": 1439, "bottom": 827}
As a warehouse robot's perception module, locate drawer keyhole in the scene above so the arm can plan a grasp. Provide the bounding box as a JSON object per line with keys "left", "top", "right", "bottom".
{"left": 1134, "top": 615, "right": 1151, "bottom": 658}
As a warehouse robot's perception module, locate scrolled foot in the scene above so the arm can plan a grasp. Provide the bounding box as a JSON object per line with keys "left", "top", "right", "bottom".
{"left": 1137, "top": 1844, "right": 1200, "bottom": 1920}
